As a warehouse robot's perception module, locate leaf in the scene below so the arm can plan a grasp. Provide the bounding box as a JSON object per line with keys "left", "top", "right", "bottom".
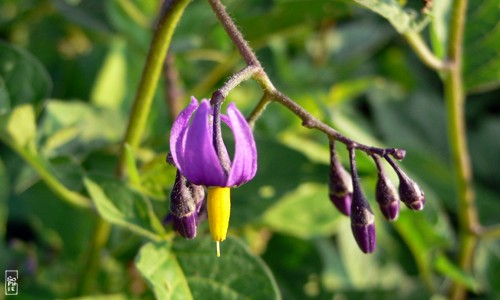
{"left": 39, "top": 100, "right": 125, "bottom": 158}
{"left": 434, "top": 253, "right": 479, "bottom": 291}
{"left": 0, "top": 104, "right": 37, "bottom": 154}
{"left": 0, "top": 157, "right": 8, "bottom": 242}
{"left": 173, "top": 236, "right": 281, "bottom": 300}
{"left": 351, "top": 0, "right": 429, "bottom": 33}
{"left": 464, "top": 0, "right": 500, "bottom": 92}
{"left": 91, "top": 38, "right": 127, "bottom": 109}
{"left": 0, "top": 41, "right": 51, "bottom": 114}
{"left": 136, "top": 241, "right": 193, "bottom": 300}
{"left": 137, "top": 237, "right": 280, "bottom": 300}
{"left": 237, "top": 0, "right": 350, "bottom": 41}
{"left": 262, "top": 183, "right": 341, "bottom": 239}
{"left": 230, "top": 139, "right": 328, "bottom": 227}
{"left": 84, "top": 176, "right": 165, "bottom": 241}
{"left": 139, "top": 154, "right": 177, "bottom": 201}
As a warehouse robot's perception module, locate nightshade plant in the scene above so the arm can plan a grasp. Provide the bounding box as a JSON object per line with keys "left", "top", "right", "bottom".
{"left": 1, "top": 0, "right": 499, "bottom": 299}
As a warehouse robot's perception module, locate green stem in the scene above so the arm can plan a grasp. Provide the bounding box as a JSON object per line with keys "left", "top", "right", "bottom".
{"left": 11, "top": 144, "right": 91, "bottom": 209}
{"left": 116, "top": 0, "right": 191, "bottom": 177}
{"left": 404, "top": 32, "right": 448, "bottom": 71}
{"left": 77, "top": 218, "right": 111, "bottom": 295}
{"left": 444, "top": 0, "right": 479, "bottom": 299}
{"left": 79, "top": 0, "right": 191, "bottom": 295}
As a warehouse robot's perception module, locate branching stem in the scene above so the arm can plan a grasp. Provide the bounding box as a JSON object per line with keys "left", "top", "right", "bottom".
{"left": 207, "top": 0, "right": 405, "bottom": 160}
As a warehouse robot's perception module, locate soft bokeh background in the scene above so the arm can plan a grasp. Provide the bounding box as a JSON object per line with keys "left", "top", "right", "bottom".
{"left": 1, "top": 0, "right": 499, "bottom": 299}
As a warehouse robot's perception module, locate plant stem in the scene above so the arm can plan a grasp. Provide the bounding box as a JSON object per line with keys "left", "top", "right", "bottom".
{"left": 7, "top": 143, "right": 91, "bottom": 209}
{"left": 404, "top": 32, "right": 448, "bottom": 71}
{"left": 116, "top": 0, "right": 191, "bottom": 177}
{"left": 445, "top": 0, "right": 479, "bottom": 299}
{"left": 208, "top": 0, "right": 405, "bottom": 160}
{"left": 207, "top": 0, "right": 260, "bottom": 67}
{"left": 79, "top": 0, "right": 191, "bottom": 295}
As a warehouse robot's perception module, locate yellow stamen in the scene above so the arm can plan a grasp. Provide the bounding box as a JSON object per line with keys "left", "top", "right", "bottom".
{"left": 207, "top": 187, "right": 231, "bottom": 257}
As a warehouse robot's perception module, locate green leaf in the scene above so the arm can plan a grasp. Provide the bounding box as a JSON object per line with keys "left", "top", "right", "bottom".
{"left": 137, "top": 237, "right": 280, "bottom": 300}
{"left": 0, "top": 104, "right": 37, "bottom": 154}
{"left": 262, "top": 183, "right": 341, "bottom": 239}
{"left": 230, "top": 139, "right": 328, "bottom": 227}
{"left": 139, "top": 154, "right": 177, "bottom": 201}
{"left": 39, "top": 100, "right": 125, "bottom": 158}
{"left": 84, "top": 176, "right": 165, "bottom": 241}
{"left": 434, "top": 253, "right": 479, "bottom": 291}
{"left": 136, "top": 241, "right": 193, "bottom": 300}
{"left": 0, "top": 41, "right": 51, "bottom": 114}
{"left": 464, "top": 0, "right": 500, "bottom": 92}
{"left": 351, "top": 0, "right": 429, "bottom": 33}
{"left": 173, "top": 236, "right": 281, "bottom": 300}
{"left": 90, "top": 38, "right": 127, "bottom": 109}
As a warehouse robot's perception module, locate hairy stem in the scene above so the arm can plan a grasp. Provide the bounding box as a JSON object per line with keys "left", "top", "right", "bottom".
{"left": 208, "top": 0, "right": 405, "bottom": 160}
{"left": 207, "top": 0, "right": 260, "bottom": 67}
{"left": 445, "top": 0, "right": 479, "bottom": 299}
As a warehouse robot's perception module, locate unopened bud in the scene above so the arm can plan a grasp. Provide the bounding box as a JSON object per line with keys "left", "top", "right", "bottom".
{"left": 373, "top": 156, "right": 399, "bottom": 221}
{"left": 384, "top": 156, "right": 425, "bottom": 211}
{"left": 328, "top": 141, "right": 353, "bottom": 216}
{"left": 169, "top": 171, "right": 205, "bottom": 239}
{"left": 398, "top": 172, "right": 425, "bottom": 211}
{"left": 349, "top": 148, "right": 376, "bottom": 253}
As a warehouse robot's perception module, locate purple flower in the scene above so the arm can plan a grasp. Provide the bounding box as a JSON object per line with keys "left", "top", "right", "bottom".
{"left": 170, "top": 97, "right": 257, "bottom": 187}
{"left": 169, "top": 97, "right": 257, "bottom": 256}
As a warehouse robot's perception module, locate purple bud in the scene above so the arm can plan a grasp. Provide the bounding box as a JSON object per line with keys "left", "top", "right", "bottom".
{"left": 328, "top": 141, "right": 353, "bottom": 216}
{"left": 349, "top": 148, "right": 376, "bottom": 253}
{"left": 350, "top": 188, "right": 376, "bottom": 253}
{"left": 398, "top": 173, "right": 425, "bottom": 211}
{"left": 373, "top": 156, "right": 399, "bottom": 221}
{"left": 172, "top": 213, "right": 198, "bottom": 239}
{"left": 384, "top": 155, "right": 425, "bottom": 211}
{"left": 169, "top": 171, "right": 205, "bottom": 239}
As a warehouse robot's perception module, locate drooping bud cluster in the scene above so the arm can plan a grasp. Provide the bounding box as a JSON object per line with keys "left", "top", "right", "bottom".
{"left": 327, "top": 141, "right": 425, "bottom": 254}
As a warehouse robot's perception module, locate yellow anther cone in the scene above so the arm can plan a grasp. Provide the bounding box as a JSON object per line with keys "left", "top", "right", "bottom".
{"left": 207, "top": 187, "right": 231, "bottom": 257}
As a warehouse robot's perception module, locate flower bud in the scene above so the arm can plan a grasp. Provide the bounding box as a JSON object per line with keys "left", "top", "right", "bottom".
{"left": 384, "top": 155, "right": 425, "bottom": 211}
{"left": 351, "top": 186, "right": 376, "bottom": 253}
{"left": 398, "top": 172, "right": 425, "bottom": 211}
{"left": 328, "top": 141, "right": 353, "bottom": 216}
{"left": 373, "top": 156, "right": 399, "bottom": 221}
{"left": 375, "top": 174, "right": 400, "bottom": 221}
{"left": 349, "top": 148, "right": 376, "bottom": 253}
{"left": 169, "top": 171, "right": 205, "bottom": 239}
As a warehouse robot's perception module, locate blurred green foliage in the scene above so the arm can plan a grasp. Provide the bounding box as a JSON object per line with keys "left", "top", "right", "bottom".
{"left": 0, "top": 0, "right": 499, "bottom": 299}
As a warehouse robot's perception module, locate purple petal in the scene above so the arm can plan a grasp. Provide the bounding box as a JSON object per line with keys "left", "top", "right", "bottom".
{"left": 170, "top": 97, "right": 198, "bottom": 173}
{"left": 183, "top": 100, "right": 227, "bottom": 186}
{"left": 226, "top": 103, "right": 257, "bottom": 186}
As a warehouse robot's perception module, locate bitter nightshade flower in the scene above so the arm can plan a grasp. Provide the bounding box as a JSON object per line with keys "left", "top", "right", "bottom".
{"left": 169, "top": 97, "right": 257, "bottom": 256}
